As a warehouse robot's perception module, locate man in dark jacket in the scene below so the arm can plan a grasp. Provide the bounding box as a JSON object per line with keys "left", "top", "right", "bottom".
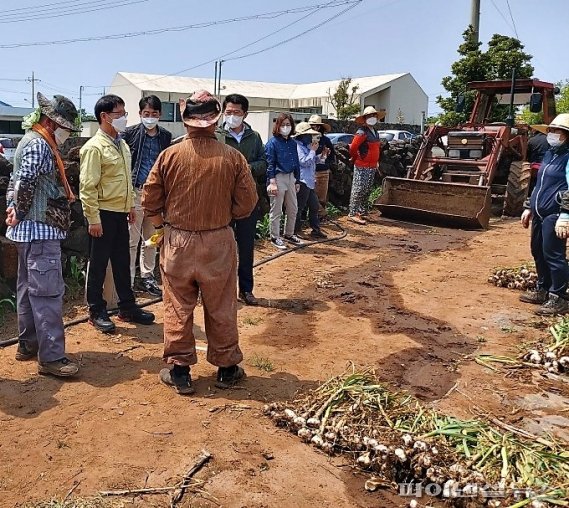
{"left": 216, "top": 94, "right": 267, "bottom": 305}
{"left": 309, "top": 114, "right": 336, "bottom": 220}
{"left": 123, "top": 95, "right": 172, "bottom": 296}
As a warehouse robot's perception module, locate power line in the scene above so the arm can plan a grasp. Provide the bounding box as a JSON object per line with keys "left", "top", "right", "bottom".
{"left": 3, "top": 0, "right": 116, "bottom": 14}
{"left": 76, "top": 0, "right": 359, "bottom": 90}
{"left": 0, "top": 1, "right": 353, "bottom": 48}
{"left": 226, "top": 1, "right": 361, "bottom": 63}
{"left": 0, "top": 0, "right": 148, "bottom": 24}
{"left": 505, "top": 0, "right": 519, "bottom": 39}
{"left": 489, "top": 0, "right": 515, "bottom": 34}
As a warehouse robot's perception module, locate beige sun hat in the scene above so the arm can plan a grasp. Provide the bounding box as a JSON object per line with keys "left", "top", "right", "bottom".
{"left": 355, "top": 105, "right": 386, "bottom": 125}
{"left": 292, "top": 121, "right": 321, "bottom": 137}
{"left": 530, "top": 124, "right": 548, "bottom": 135}
{"left": 308, "top": 114, "right": 331, "bottom": 133}
{"left": 549, "top": 113, "right": 569, "bottom": 132}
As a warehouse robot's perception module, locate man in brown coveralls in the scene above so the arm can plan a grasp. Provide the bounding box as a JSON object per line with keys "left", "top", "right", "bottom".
{"left": 142, "top": 90, "right": 257, "bottom": 395}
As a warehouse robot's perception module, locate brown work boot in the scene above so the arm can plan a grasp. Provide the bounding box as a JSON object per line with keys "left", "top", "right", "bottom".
{"left": 38, "top": 357, "right": 79, "bottom": 378}
{"left": 215, "top": 365, "right": 246, "bottom": 389}
{"left": 519, "top": 289, "right": 548, "bottom": 305}
{"left": 535, "top": 293, "right": 569, "bottom": 316}
{"left": 15, "top": 341, "right": 38, "bottom": 361}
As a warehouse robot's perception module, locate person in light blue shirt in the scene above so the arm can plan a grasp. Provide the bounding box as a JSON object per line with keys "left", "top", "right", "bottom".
{"left": 292, "top": 122, "right": 329, "bottom": 239}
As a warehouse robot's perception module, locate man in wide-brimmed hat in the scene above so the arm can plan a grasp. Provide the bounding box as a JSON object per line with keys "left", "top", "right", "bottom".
{"left": 142, "top": 90, "right": 258, "bottom": 395}
{"left": 5, "top": 92, "right": 81, "bottom": 377}
{"left": 348, "top": 106, "right": 385, "bottom": 225}
{"left": 308, "top": 114, "right": 335, "bottom": 220}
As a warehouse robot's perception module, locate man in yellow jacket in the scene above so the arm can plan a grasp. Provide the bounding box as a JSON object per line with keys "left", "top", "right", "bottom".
{"left": 80, "top": 94, "right": 155, "bottom": 333}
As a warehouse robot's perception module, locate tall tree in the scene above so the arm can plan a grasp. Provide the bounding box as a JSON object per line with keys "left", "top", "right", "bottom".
{"left": 328, "top": 78, "right": 360, "bottom": 120}
{"left": 433, "top": 26, "right": 534, "bottom": 126}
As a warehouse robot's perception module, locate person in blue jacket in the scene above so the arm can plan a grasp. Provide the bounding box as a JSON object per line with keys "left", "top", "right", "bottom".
{"left": 520, "top": 114, "right": 569, "bottom": 315}
{"left": 265, "top": 113, "right": 303, "bottom": 250}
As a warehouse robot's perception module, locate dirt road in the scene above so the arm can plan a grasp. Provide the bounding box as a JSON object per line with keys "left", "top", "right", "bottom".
{"left": 1, "top": 213, "right": 567, "bottom": 507}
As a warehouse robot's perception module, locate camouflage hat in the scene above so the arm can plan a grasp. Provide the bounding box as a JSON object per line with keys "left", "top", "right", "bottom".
{"left": 37, "top": 92, "right": 81, "bottom": 132}
{"left": 178, "top": 90, "right": 222, "bottom": 128}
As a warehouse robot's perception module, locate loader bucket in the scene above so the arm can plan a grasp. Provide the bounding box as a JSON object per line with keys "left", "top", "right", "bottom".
{"left": 375, "top": 177, "right": 492, "bottom": 229}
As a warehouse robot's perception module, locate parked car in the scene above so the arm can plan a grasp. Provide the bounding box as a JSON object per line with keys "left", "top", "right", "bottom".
{"left": 327, "top": 133, "right": 354, "bottom": 145}
{"left": 0, "top": 136, "right": 22, "bottom": 163}
{"left": 376, "top": 130, "right": 418, "bottom": 143}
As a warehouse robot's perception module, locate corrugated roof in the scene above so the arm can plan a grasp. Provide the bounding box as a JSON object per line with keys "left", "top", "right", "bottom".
{"left": 0, "top": 105, "right": 34, "bottom": 117}
{"left": 115, "top": 72, "right": 410, "bottom": 99}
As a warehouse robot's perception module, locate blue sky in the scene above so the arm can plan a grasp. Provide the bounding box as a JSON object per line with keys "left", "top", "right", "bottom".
{"left": 1, "top": 0, "right": 567, "bottom": 117}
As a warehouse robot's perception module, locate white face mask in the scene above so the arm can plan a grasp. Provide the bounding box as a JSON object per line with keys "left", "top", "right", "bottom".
{"left": 366, "top": 116, "right": 378, "bottom": 126}
{"left": 224, "top": 114, "right": 244, "bottom": 129}
{"left": 280, "top": 125, "right": 292, "bottom": 137}
{"left": 54, "top": 127, "right": 71, "bottom": 146}
{"left": 108, "top": 115, "right": 128, "bottom": 133}
{"left": 547, "top": 132, "right": 564, "bottom": 148}
{"left": 141, "top": 117, "right": 159, "bottom": 129}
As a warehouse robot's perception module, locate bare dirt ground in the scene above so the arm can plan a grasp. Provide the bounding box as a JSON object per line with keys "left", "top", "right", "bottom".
{"left": 1, "top": 212, "right": 568, "bottom": 508}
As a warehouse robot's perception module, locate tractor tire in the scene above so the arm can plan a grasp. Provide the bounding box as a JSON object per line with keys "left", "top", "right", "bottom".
{"left": 503, "top": 161, "right": 530, "bottom": 217}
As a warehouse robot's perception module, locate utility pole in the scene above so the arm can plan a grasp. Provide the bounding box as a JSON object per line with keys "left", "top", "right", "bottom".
{"left": 79, "top": 86, "right": 84, "bottom": 123}
{"left": 214, "top": 61, "right": 218, "bottom": 95}
{"left": 471, "top": 0, "right": 480, "bottom": 44}
{"left": 217, "top": 59, "right": 224, "bottom": 100}
{"left": 26, "top": 71, "right": 40, "bottom": 107}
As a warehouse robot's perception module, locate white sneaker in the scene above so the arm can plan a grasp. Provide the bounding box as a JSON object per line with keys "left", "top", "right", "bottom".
{"left": 284, "top": 234, "right": 303, "bottom": 245}
{"left": 271, "top": 237, "right": 288, "bottom": 250}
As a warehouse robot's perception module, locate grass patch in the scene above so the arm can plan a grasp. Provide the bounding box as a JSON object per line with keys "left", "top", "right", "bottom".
{"left": 0, "top": 295, "right": 16, "bottom": 326}
{"left": 23, "top": 497, "right": 123, "bottom": 508}
{"left": 325, "top": 202, "right": 343, "bottom": 219}
{"left": 242, "top": 316, "right": 263, "bottom": 326}
{"left": 367, "top": 185, "right": 382, "bottom": 208}
{"left": 249, "top": 354, "right": 275, "bottom": 372}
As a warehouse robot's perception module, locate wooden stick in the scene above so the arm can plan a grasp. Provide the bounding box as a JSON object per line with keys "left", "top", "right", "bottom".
{"left": 63, "top": 480, "right": 81, "bottom": 502}
{"left": 170, "top": 450, "right": 212, "bottom": 507}
{"left": 100, "top": 486, "right": 178, "bottom": 496}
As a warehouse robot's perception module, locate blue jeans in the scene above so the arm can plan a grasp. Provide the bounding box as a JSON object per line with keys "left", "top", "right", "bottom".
{"left": 531, "top": 213, "right": 569, "bottom": 295}
{"left": 16, "top": 240, "right": 66, "bottom": 362}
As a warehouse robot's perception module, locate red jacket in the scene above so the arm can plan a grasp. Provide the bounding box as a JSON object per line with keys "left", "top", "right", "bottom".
{"left": 349, "top": 127, "right": 380, "bottom": 168}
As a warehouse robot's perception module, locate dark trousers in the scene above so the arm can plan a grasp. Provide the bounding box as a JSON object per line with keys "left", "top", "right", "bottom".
{"left": 86, "top": 210, "right": 136, "bottom": 313}
{"left": 295, "top": 182, "right": 320, "bottom": 233}
{"left": 531, "top": 213, "right": 569, "bottom": 295}
{"left": 233, "top": 206, "right": 258, "bottom": 294}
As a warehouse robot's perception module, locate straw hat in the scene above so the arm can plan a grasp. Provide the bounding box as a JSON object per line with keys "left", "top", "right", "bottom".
{"left": 292, "top": 122, "right": 321, "bottom": 137}
{"left": 308, "top": 114, "right": 331, "bottom": 133}
{"left": 178, "top": 90, "right": 222, "bottom": 128}
{"left": 37, "top": 92, "right": 81, "bottom": 131}
{"left": 549, "top": 113, "right": 569, "bottom": 133}
{"left": 530, "top": 124, "right": 548, "bottom": 135}
{"left": 355, "top": 106, "right": 386, "bottom": 125}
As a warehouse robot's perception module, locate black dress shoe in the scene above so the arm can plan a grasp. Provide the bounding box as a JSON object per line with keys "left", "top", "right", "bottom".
{"left": 118, "top": 307, "right": 155, "bottom": 325}
{"left": 15, "top": 341, "right": 38, "bottom": 361}
{"left": 310, "top": 229, "right": 328, "bottom": 239}
{"left": 215, "top": 365, "right": 246, "bottom": 389}
{"left": 89, "top": 311, "right": 116, "bottom": 333}
{"left": 239, "top": 291, "right": 259, "bottom": 306}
